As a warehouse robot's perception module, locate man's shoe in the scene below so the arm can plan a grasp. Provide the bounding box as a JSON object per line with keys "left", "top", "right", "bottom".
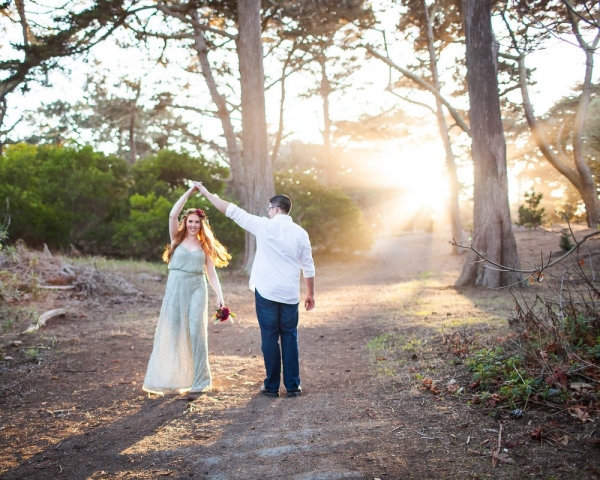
{"left": 286, "top": 389, "right": 302, "bottom": 398}
{"left": 260, "top": 386, "right": 279, "bottom": 397}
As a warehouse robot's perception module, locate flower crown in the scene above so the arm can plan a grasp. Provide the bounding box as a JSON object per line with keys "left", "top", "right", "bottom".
{"left": 180, "top": 208, "right": 207, "bottom": 222}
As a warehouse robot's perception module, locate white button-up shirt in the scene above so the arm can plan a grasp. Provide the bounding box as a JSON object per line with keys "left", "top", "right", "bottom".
{"left": 226, "top": 204, "right": 315, "bottom": 304}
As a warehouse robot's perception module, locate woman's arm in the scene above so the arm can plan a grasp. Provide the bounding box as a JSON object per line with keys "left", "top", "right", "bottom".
{"left": 169, "top": 185, "right": 197, "bottom": 241}
{"left": 205, "top": 255, "right": 225, "bottom": 307}
{"left": 194, "top": 181, "right": 230, "bottom": 213}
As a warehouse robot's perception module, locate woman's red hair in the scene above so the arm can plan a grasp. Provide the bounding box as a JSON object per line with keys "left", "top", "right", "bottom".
{"left": 162, "top": 208, "right": 231, "bottom": 267}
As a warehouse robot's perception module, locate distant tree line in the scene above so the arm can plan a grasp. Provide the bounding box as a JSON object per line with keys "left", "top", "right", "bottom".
{"left": 0, "top": 144, "right": 372, "bottom": 261}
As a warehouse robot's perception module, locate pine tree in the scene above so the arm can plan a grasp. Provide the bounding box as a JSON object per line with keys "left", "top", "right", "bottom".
{"left": 516, "top": 190, "right": 545, "bottom": 230}
{"left": 559, "top": 230, "right": 574, "bottom": 252}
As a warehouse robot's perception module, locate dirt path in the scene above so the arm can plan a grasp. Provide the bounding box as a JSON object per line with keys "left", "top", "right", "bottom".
{"left": 1, "top": 229, "right": 598, "bottom": 479}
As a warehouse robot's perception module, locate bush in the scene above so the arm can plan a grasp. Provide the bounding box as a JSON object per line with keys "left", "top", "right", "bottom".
{"left": 0, "top": 144, "right": 129, "bottom": 252}
{"left": 467, "top": 347, "right": 553, "bottom": 407}
{"left": 131, "top": 150, "right": 226, "bottom": 197}
{"left": 0, "top": 144, "right": 235, "bottom": 260}
{"left": 112, "top": 151, "right": 239, "bottom": 261}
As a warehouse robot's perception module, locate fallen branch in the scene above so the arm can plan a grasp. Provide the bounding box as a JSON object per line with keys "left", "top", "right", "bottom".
{"left": 491, "top": 424, "right": 515, "bottom": 466}
{"left": 23, "top": 308, "right": 66, "bottom": 334}
{"left": 492, "top": 423, "right": 503, "bottom": 468}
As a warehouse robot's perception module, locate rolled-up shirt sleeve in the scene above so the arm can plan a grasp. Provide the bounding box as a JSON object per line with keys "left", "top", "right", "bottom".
{"left": 299, "top": 232, "right": 315, "bottom": 278}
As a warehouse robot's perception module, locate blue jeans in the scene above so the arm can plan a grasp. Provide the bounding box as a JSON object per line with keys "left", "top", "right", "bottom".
{"left": 255, "top": 290, "right": 300, "bottom": 392}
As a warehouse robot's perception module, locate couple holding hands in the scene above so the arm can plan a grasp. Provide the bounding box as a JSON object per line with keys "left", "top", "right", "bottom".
{"left": 142, "top": 181, "right": 316, "bottom": 399}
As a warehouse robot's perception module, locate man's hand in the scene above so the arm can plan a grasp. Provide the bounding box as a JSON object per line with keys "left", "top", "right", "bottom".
{"left": 304, "top": 295, "right": 315, "bottom": 311}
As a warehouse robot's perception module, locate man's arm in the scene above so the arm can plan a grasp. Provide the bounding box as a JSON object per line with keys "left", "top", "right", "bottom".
{"left": 304, "top": 276, "right": 315, "bottom": 311}
{"left": 194, "top": 181, "right": 230, "bottom": 214}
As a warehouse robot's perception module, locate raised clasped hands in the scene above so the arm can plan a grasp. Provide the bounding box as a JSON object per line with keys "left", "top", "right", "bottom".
{"left": 193, "top": 181, "right": 208, "bottom": 196}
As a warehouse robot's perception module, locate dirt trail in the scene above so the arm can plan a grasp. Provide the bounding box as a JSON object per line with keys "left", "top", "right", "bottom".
{"left": 1, "top": 229, "right": 598, "bottom": 479}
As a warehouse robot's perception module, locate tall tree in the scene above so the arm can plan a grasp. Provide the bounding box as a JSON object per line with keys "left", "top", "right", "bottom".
{"left": 128, "top": 1, "right": 273, "bottom": 271}
{"left": 456, "top": 0, "right": 521, "bottom": 287}
{"left": 0, "top": 0, "right": 134, "bottom": 151}
{"left": 236, "top": 0, "right": 273, "bottom": 271}
{"left": 271, "top": 0, "right": 374, "bottom": 186}
{"left": 498, "top": 0, "right": 600, "bottom": 227}
{"left": 365, "top": 0, "right": 469, "bottom": 253}
{"left": 24, "top": 75, "right": 198, "bottom": 161}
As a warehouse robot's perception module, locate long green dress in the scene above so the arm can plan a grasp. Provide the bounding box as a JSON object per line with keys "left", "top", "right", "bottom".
{"left": 143, "top": 244, "right": 211, "bottom": 395}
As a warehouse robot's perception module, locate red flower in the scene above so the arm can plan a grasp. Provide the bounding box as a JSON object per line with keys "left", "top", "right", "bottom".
{"left": 196, "top": 209, "right": 206, "bottom": 219}
{"left": 212, "top": 306, "right": 236, "bottom": 324}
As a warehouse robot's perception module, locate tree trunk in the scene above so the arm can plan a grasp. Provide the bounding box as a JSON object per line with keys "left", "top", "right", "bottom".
{"left": 128, "top": 85, "right": 140, "bottom": 165}
{"left": 0, "top": 99, "right": 6, "bottom": 156}
{"left": 515, "top": 52, "right": 599, "bottom": 227}
{"left": 456, "top": 0, "right": 521, "bottom": 288}
{"left": 318, "top": 57, "right": 335, "bottom": 186}
{"left": 569, "top": 9, "right": 600, "bottom": 228}
{"left": 237, "top": 0, "right": 275, "bottom": 273}
{"left": 191, "top": 15, "right": 246, "bottom": 200}
{"left": 271, "top": 44, "right": 297, "bottom": 165}
{"left": 423, "top": 0, "right": 463, "bottom": 254}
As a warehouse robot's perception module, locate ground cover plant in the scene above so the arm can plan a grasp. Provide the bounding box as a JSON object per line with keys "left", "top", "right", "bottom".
{"left": 455, "top": 221, "right": 600, "bottom": 421}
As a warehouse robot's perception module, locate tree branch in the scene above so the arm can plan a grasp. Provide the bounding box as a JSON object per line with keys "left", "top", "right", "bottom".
{"left": 385, "top": 86, "right": 436, "bottom": 114}
{"left": 364, "top": 44, "right": 471, "bottom": 136}
{"left": 450, "top": 218, "right": 600, "bottom": 277}
{"left": 154, "top": 4, "right": 237, "bottom": 41}
{"left": 511, "top": 52, "right": 582, "bottom": 189}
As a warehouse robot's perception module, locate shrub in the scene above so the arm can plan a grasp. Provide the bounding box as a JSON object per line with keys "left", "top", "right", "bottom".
{"left": 0, "top": 144, "right": 129, "bottom": 252}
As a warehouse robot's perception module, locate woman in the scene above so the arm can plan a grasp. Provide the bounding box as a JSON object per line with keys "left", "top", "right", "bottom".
{"left": 143, "top": 184, "right": 231, "bottom": 395}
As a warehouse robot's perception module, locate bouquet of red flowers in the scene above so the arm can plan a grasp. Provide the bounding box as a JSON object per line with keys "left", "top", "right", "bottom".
{"left": 212, "top": 306, "right": 236, "bottom": 325}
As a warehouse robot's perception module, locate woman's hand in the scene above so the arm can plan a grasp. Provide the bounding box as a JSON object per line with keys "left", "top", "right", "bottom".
{"left": 217, "top": 297, "right": 225, "bottom": 308}
{"left": 193, "top": 181, "right": 208, "bottom": 196}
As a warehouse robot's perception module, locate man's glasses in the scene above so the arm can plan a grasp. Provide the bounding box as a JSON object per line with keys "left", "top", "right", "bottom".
{"left": 267, "top": 205, "right": 279, "bottom": 213}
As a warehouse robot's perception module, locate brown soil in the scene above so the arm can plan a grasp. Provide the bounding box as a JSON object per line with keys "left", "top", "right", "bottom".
{"left": 1, "top": 227, "right": 599, "bottom": 479}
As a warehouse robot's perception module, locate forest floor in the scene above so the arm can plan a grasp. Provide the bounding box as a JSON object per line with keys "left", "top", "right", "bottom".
{"left": 1, "top": 226, "right": 599, "bottom": 479}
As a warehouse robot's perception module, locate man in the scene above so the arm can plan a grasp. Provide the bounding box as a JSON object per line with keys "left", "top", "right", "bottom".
{"left": 194, "top": 181, "right": 315, "bottom": 398}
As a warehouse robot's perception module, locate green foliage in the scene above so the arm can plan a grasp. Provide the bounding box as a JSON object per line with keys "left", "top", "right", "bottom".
{"left": 111, "top": 192, "right": 174, "bottom": 260}
{"left": 131, "top": 150, "right": 226, "bottom": 197}
{"left": 0, "top": 144, "right": 234, "bottom": 260}
{"left": 467, "top": 347, "right": 549, "bottom": 407}
{"left": 0, "top": 144, "right": 374, "bottom": 261}
{"left": 24, "top": 348, "right": 40, "bottom": 363}
{"left": 516, "top": 189, "right": 545, "bottom": 229}
{"left": 109, "top": 151, "right": 235, "bottom": 260}
{"left": 559, "top": 230, "right": 574, "bottom": 252}
{"left": 0, "top": 144, "right": 130, "bottom": 251}
{"left": 275, "top": 170, "right": 373, "bottom": 253}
